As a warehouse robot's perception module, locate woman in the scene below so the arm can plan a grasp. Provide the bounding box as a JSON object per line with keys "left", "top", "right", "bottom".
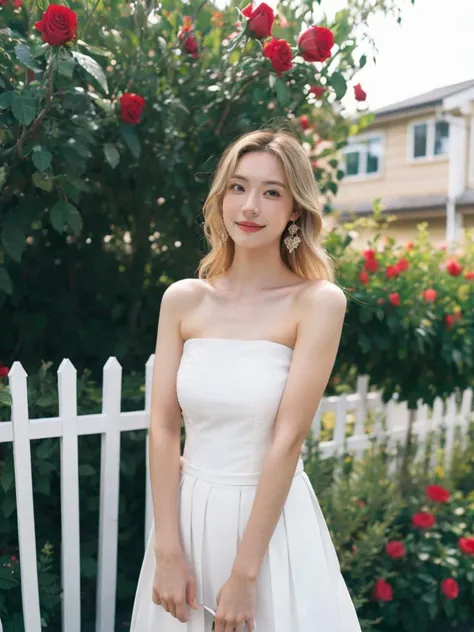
{"left": 130, "top": 129, "right": 361, "bottom": 632}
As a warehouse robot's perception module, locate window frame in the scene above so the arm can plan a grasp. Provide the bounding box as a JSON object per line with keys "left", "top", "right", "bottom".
{"left": 342, "top": 132, "right": 384, "bottom": 181}
{"left": 408, "top": 118, "right": 450, "bottom": 162}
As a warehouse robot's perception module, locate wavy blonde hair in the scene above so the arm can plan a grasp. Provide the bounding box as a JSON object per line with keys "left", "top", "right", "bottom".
{"left": 197, "top": 129, "right": 335, "bottom": 283}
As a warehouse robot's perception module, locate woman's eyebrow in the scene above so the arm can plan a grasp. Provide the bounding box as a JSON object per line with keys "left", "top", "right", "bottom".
{"left": 231, "top": 174, "right": 287, "bottom": 189}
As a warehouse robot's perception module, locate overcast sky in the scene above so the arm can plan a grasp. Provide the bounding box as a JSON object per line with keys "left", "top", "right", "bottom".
{"left": 344, "top": 0, "right": 474, "bottom": 111}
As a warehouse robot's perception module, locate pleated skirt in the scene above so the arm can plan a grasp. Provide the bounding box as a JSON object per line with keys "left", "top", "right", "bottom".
{"left": 130, "top": 459, "right": 361, "bottom": 631}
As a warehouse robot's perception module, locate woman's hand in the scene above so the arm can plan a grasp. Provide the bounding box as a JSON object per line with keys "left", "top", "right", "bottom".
{"left": 152, "top": 548, "right": 200, "bottom": 623}
{"left": 214, "top": 570, "right": 257, "bottom": 632}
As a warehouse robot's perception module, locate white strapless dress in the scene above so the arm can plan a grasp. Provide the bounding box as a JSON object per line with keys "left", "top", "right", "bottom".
{"left": 130, "top": 338, "right": 361, "bottom": 631}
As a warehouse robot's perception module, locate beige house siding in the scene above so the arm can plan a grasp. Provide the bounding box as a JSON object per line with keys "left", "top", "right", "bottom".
{"left": 344, "top": 213, "right": 447, "bottom": 249}
{"left": 336, "top": 113, "right": 450, "bottom": 212}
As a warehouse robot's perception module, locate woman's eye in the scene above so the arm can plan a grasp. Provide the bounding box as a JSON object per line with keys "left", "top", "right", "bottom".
{"left": 266, "top": 189, "right": 281, "bottom": 197}
{"left": 230, "top": 183, "right": 243, "bottom": 191}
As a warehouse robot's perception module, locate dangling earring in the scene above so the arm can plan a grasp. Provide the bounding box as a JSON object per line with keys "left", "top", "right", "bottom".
{"left": 284, "top": 222, "right": 301, "bottom": 253}
{"left": 219, "top": 224, "right": 228, "bottom": 244}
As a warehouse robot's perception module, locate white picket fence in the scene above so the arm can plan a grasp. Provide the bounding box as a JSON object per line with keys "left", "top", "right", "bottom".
{"left": 0, "top": 356, "right": 473, "bottom": 632}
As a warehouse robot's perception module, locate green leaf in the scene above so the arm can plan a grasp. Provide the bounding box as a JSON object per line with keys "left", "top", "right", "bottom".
{"left": 12, "top": 94, "right": 37, "bottom": 125}
{"left": 71, "top": 51, "right": 108, "bottom": 94}
{"left": 1, "top": 492, "right": 16, "bottom": 519}
{"left": 0, "top": 388, "right": 12, "bottom": 407}
{"left": 32, "top": 171, "right": 53, "bottom": 192}
{"left": 14, "top": 43, "right": 43, "bottom": 72}
{"left": 77, "top": 40, "right": 112, "bottom": 57}
{"left": 32, "top": 147, "right": 52, "bottom": 172}
{"left": 104, "top": 143, "right": 120, "bottom": 169}
{"left": 57, "top": 56, "right": 76, "bottom": 80}
{"left": 359, "top": 54, "right": 367, "bottom": 69}
{"left": 63, "top": 93, "right": 88, "bottom": 112}
{"left": 50, "top": 200, "right": 83, "bottom": 235}
{"left": 49, "top": 200, "right": 68, "bottom": 233}
{"left": 0, "top": 91, "right": 14, "bottom": 109}
{"left": 274, "top": 77, "right": 290, "bottom": 107}
{"left": 0, "top": 465, "right": 13, "bottom": 493}
{"left": 327, "top": 181, "right": 338, "bottom": 195}
{"left": 329, "top": 72, "right": 347, "bottom": 100}
{"left": 66, "top": 205, "right": 83, "bottom": 235}
{"left": 120, "top": 125, "right": 141, "bottom": 159}
{"left": 0, "top": 267, "right": 13, "bottom": 295}
{"left": 2, "top": 224, "right": 25, "bottom": 263}
{"left": 64, "top": 175, "right": 91, "bottom": 193}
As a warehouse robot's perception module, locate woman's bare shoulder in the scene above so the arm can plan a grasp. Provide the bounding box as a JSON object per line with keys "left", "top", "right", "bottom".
{"left": 160, "top": 278, "right": 207, "bottom": 315}
{"left": 294, "top": 279, "right": 347, "bottom": 313}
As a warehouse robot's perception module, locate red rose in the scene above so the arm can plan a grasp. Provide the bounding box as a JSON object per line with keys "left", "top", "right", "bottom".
{"left": 0, "top": 362, "right": 9, "bottom": 378}
{"left": 386, "top": 265, "right": 399, "bottom": 278}
{"left": 423, "top": 288, "right": 437, "bottom": 302}
{"left": 309, "top": 85, "right": 326, "bottom": 98}
{"left": 364, "top": 258, "right": 378, "bottom": 273}
{"left": 426, "top": 484, "right": 450, "bottom": 503}
{"left": 263, "top": 38, "right": 293, "bottom": 74}
{"left": 359, "top": 270, "right": 369, "bottom": 285}
{"left": 242, "top": 2, "right": 274, "bottom": 39}
{"left": 412, "top": 511, "right": 436, "bottom": 529}
{"left": 178, "top": 18, "right": 199, "bottom": 58}
{"left": 458, "top": 537, "right": 474, "bottom": 555}
{"left": 388, "top": 292, "right": 400, "bottom": 306}
{"left": 465, "top": 271, "right": 474, "bottom": 280}
{"left": 385, "top": 540, "right": 405, "bottom": 559}
{"left": 373, "top": 578, "right": 393, "bottom": 602}
{"left": 358, "top": 500, "right": 365, "bottom": 507}
{"left": 354, "top": 83, "right": 367, "bottom": 101}
{"left": 404, "top": 241, "right": 414, "bottom": 250}
{"left": 441, "top": 578, "right": 459, "bottom": 600}
{"left": 377, "top": 298, "right": 385, "bottom": 305}
{"left": 183, "top": 33, "right": 199, "bottom": 57}
{"left": 446, "top": 259, "right": 462, "bottom": 276}
{"left": 35, "top": 4, "right": 78, "bottom": 46}
{"left": 444, "top": 314, "right": 455, "bottom": 328}
{"left": 298, "top": 26, "right": 334, "bottom": 63}
{"left": 396, "top": 258, "right": 410, "bottom": 272}
{"left": 119, "top": 93, "right": 146, "bottom": 125}
{"left": 363, "top": 248, "right": 376, "bottom": 260}
{"left": 299, "top": 115, "right": 310, "bottom": 131}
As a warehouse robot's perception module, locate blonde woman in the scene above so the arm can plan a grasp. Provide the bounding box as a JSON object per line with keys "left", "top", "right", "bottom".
{"left": 130, "top": 130, "right": 361, "bottom": 632}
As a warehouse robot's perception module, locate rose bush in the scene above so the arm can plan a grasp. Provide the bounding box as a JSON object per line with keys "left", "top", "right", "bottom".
{"left": 0, "top": 0, "right": 407, "bottom": 378}
{"left": 325, "top": 216, "right": 474, "bottom": 411}
{"left": 358, "top": 478, "right": 474, "bottom": 630}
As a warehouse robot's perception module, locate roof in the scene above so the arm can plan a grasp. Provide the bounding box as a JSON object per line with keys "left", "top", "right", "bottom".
{"left": 374, "top": 79, "right": 474, "bottom": 118}
{"left": 336, "top": 190, "right": 474, "bottom": 218}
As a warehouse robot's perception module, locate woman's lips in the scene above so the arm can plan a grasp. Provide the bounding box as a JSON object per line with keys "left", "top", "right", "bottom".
{"left": 236, "top": 222, "right": 264, "bottom": 233}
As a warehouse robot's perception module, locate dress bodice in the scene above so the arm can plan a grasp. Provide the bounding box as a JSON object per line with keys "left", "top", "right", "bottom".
{"left": 176, "top": 338, "right": 295, "bottom": 475}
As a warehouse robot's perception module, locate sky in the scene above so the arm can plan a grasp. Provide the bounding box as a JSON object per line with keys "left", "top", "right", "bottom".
{"left": 345, "top": 0, "right": 474, "bottom": 111}
{"left": 215, "top": 0, "right": 474, "bottom": 112}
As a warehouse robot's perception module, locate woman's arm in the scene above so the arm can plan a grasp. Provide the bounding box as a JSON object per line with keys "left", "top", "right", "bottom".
{"left": 231, "top": 281, "right": 347, "bottom": 579}
{"left": 148, "top": 280, "right": 194, "bottom": 554}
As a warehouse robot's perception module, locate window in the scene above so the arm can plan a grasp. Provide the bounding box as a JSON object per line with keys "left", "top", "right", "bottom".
{"left": 410, "top": 119, "right": 449, "bottom": 159}
{"left": 343, "top": 135, "right": 383, "bottom": 178}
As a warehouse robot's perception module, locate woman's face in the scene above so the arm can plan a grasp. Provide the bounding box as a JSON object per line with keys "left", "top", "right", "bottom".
{"left": 221, "top": 151, "right": 299, "bottom": 249}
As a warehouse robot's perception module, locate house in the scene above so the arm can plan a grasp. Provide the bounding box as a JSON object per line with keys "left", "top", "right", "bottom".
{"left": 333, "top": 79, "right": 474, "bottom": 247}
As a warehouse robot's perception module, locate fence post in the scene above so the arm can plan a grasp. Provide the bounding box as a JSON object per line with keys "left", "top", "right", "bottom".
{"left": 9, "top": 362, "right": 42, "bottom": 632}
{"left": 95, "top": 357, "right": 122, "bottom": 632}
{"left": 58, "top": 359, "right": 81, "bottom": 632}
